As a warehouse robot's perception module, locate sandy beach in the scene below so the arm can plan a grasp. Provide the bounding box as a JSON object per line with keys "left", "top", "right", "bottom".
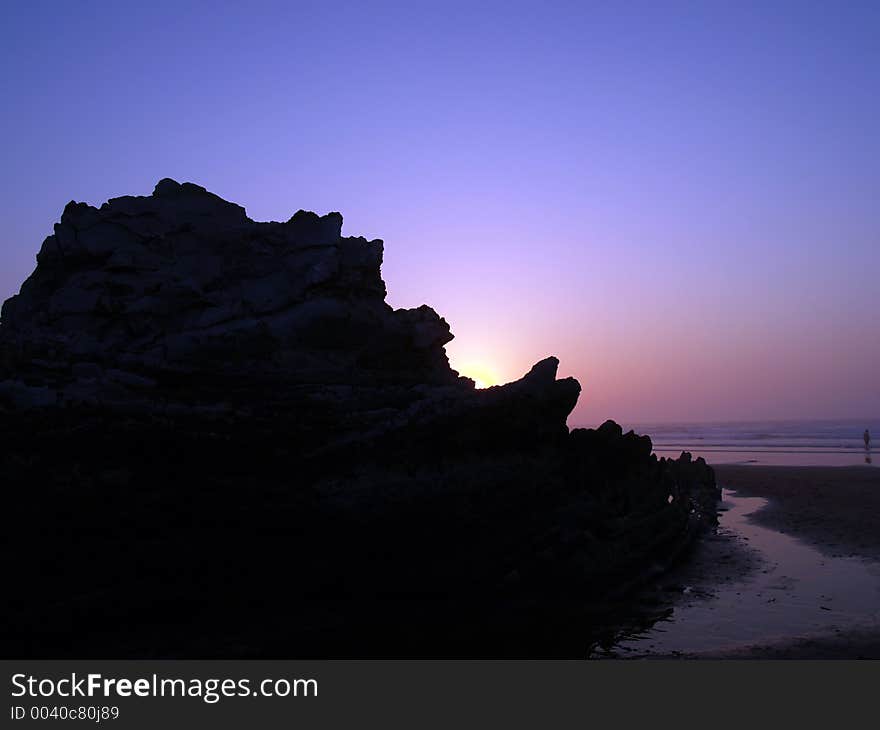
{"left": 715, "top": 465, "right": 880, "bottom": 561}
{"left": 605, "top": 464, "right": 880, "bottom": 659}
{"left": 693, "top": 465, "right": 880, "bottom": 658}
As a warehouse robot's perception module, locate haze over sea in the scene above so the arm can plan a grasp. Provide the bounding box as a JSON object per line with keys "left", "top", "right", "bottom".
{"left": 604, "top": 419, "right": 880, "bottom": 467}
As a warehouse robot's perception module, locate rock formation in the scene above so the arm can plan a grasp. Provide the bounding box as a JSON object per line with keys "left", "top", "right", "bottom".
{"left": 0, "top": 180, "right": 718, "bottom": 657}
{"left": 1, "top": 179, "right": 457, "bottom": 404}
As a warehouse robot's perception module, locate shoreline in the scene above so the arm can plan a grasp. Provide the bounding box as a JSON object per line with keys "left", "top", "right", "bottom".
{"left": 611, "top": 465, "right": 880, "bottom": 659}
{"left": 691, "top": 465, "right": 880, "bottom": 659}
{"left": 714, "top": 465, "right": 880, "bottom": 561}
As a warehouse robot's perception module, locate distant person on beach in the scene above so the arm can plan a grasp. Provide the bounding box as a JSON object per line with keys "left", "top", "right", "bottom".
{"left": 865, "top": 429, "right": 871, "bottom": 449}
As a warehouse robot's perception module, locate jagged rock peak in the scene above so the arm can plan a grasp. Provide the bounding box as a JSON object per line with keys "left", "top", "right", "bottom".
{"left": 522, "top": 356, "right": 560, "bottom": 386}
{"left": 0, "top": 179, "right": 454, "bottom": 391}
{"left": 287, "top": 209, "right": 344, "bottom": 245}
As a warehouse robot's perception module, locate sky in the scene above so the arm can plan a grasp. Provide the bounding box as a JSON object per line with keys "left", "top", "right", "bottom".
{"left": 1, "top": 1, "right": 878, "bottom": 424}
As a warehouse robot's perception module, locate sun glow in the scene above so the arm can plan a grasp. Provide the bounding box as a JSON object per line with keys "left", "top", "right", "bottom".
{"left": 456, "top": 363, "right": 500, "bottom": 389}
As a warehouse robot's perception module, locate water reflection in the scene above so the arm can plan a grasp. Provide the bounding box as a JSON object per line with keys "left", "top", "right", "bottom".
{"left": 605, "top": 489, "right": 880, "bottom": 657}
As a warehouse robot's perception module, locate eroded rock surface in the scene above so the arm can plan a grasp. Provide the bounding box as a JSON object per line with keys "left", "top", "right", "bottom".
{"left": 0, "top": 180, "right": 718, "bottom": 657}
{"left": 1, "top": 178, "right": 455, "bottom": 396}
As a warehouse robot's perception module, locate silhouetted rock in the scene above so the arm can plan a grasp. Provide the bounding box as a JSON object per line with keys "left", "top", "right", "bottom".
{"left": 0, "top": 180, "right": 718, "bottom": 658}
{"left": 1, "top": 178, "right": 456, "bottom": 400}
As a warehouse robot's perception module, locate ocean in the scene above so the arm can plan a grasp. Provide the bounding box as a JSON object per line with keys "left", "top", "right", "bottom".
{"left": 611, "top": 419, "right": 879, "bottom": 467}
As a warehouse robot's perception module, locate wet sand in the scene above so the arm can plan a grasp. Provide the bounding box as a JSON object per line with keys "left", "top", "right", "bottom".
{"left": 603, "top": 465, "right": 880, "bottom": 659}
{"left": 710, "top": 465, "right": 880, "bottom": 658}
{"left": 715, "top": 465, "right": 880, "bottom": 561}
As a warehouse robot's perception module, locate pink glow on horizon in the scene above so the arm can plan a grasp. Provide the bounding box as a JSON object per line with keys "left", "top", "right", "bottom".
{"left": 2, "top": 3, "right": 878, "bottom": 424}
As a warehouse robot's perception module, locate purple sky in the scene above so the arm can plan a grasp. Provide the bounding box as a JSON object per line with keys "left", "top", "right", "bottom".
{"left": 2, "top": 1, "right": 878, "bottom": 423}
